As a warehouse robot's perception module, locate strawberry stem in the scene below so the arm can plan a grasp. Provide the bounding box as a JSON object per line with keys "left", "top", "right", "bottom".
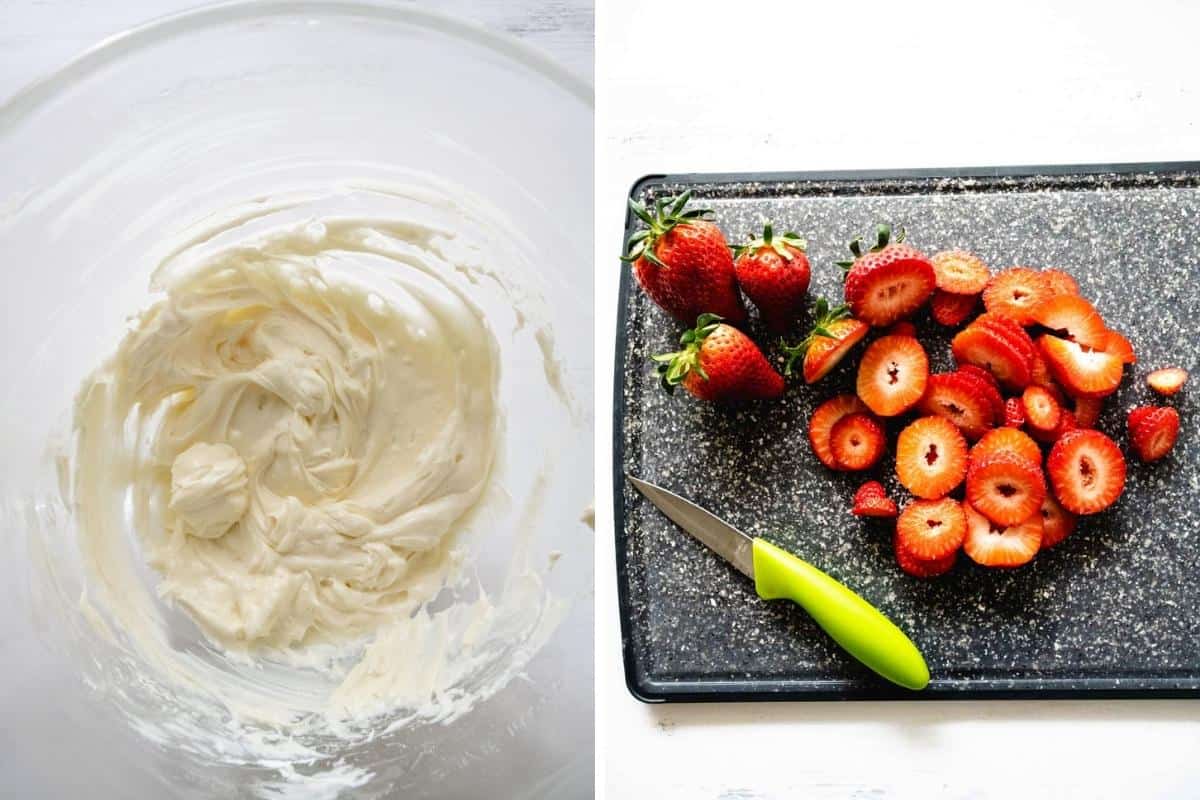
{"left": 652, "top": 313, "right": 723, "bottom": 392}
{"left": 732, "top": 221, "right": 807, "bottom": 261}
{"left": 622, "top": 190, "right": 713, "bottom": 265}
{"left": 779, "top": 298, "right": 851, "bottom": 376}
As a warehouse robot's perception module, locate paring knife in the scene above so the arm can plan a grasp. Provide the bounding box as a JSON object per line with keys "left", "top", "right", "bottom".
{"left": 627, "top": 475, "right": 929, "bottom": 691}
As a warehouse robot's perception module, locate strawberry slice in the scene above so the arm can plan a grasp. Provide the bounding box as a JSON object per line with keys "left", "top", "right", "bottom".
{"left": 966, "top": 451, "right": 1047, "bottom": 526}
{"left": 955, "top": 366, "right": 1005, "bottom": 423}
{"left": 1028, "top": 351, "right": 1055, "bottom": 389}
{"left": 853, "top": 481, "right": 898, "bottom": 518}
{"left": 1037, "top": 335, "right": 1123, "bottom": 397}
{"left": 972, "top": 427, "right": 1042, "bottom": 466}
{"left": 1102, "top": 329, "right": 1137, "bottom": 365}
{"left": 930, "top": 250, "right": 990, "bottom": 295}
{"left": 1046, "top": 429, "right": 1126, "bottom": 514}
{"left": 1071, "top": 395, "right": 1104, "bottom": 428}
{"left": 930, "top": 289, "right": 978, "bottom": 326}
{"left": 894, "top": 534, "right": 957, "bottom": 578}
{"left": 951, "top": 324, "right": 1032, "bottom": 388}
{"left": 886, "top": 321, "right": 918, "bottom": 338}
{"left": 1050, "top": 409, "right": 1079, "bottom": 442}
{"left": 1129, "top": 406, "right": 1180, "bottom": 463}
{"left": 957, "top": 363, "right": 1000, "bottom": 390}
{"left": 1038, "top": 495, "right": 1078, "bottom": 548}
{"left": 1040, "top": 269, "right": 1080, "bottom": 297}
{"left": 895, "top": 416, "right": 968, "bottom": 499}
{"left": 782, "top": 298, "right": 871, "bottom": 384}
{"left": 808, "top": 394, "right": 870, "bottom": 470}
{"left": 982, "top": 267, "right": 1051, "bottom": 325}
{"left": 974, "top": 313, "right": 1038, "bottom": 364}
{"left": 856, "top": 334, "right": 929, "bottom": 416}
{"left": 896, "top": 498, "right": 967, "bottom": 560}
{"left": 840, "top": 224, "right": 937, "bottom": 326}
{"left": 1147, "top": 367, "right": 1188, "bottom": 396}
{"left": 917, "top": 372, "right": 995, "bottom": 439}
{"left": 830, "top": 412, "right": 886, "bottom": 470}
{"left": 962, "top": 501, "right": 1043, "bottom": 567}
{"left": 1004, "top": 397, "right": 1026, "bottom": 428}
{"left": 1022, "top": 385, "right": 1062, "bottom": 432}
{"left": 1030, "top": 294, "right": 1108, "bottom": 348}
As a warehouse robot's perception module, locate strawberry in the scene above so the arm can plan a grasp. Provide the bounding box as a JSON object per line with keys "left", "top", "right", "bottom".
{"left": 895, "top": 416, "right": 968, "bottom": 499}
{"left": 839, "top": 224, "right": 936, "bottom": 327}
{"left": 1046, "top": 430, "right": 1126, "bottom": 514}
{"left": 958, "top": 363, "right": 1001, "bottom": 392}
{"left": 1040, "top": 269, "right": 1080, "bottom": 297}
{"left": 1029, "top": 351, "right": 1056, "bottom": 389}
{"left": 1129, "top": 406, "right": 1180, "bottom": 463}
{"left": 951, "top": 322, "right": 1033, "bottom": 388}
{"left": 974, "top": 313, "right": 1038, "bottom": 364}
{"left": 1030, "top": 294, "right": 1108, "bottom": 348}
{"left": 954, "top": 367, "right": 1005, "bottom": 425}
{"left": 1052, "top": 409, "right": 1079, "bottom": 441}
{"left": 1103, "top": 329, "right": 1136, "bottom": 365}
{"left": 732, "top": 222, "right": 811, "bottom": 332}
{"left": 809, "top": 395, "right": 871, "bottom": 470}
{"left": 853, "top": 481, "right": 898, "bottom": 518}
{"left": 930, "top": 250, "right": 990, "bottom": 295}
{"left": 653, "top": 314, "right": 783, "bottom": 402}
{"left": 917, "top": 372, "right": 995, "bottom": 440}
{"left": 1072, "top": 395, "right": 1104, "bottom": 429}
{"left": 1037, "top": 335, "right": 1123, "bottom": 397}
{"left": 624, "top": 192, "right": 746, "bottom": 324}
{"left": 894, "top": 533, "right": 957, "bottom": 578}
{"left": 982, "top": 267, "right": 1051, "bottom": 325}
{"left": 856, "top": 334, "right": 930, "bottom": 416}
{"left": 1022, "top": 385, "right": 1062, "bottom": 432}
{"left": 830, "top": 413, "right": 887, "bottom": 470}
{"left": 972, "top": 427, "right": 1042, "bottom": 465}
{"left": 896, "top": 498, "right": 967, "bottom": 561}
{"left": 930, "top": 290, "right": 978, "bottom": 327}
{"left": 1147, "top": 367, "right": 1188, "bottom": 396}
{"left": 1127, "top": 405, "right": 1157, "bottom": 432}
{"left": 962, "top": 501, "right": 1043, "bottom": 567}
{"left": 966, "top": 451, "right": 1047, "bottom": 526}
{"left": 781, "top": 298, "right": 869, "bottom": 384}
{"left": 1004, "top": 397, "right": 1026, "bottom": 428}
{"left": 1038, "top": 495, "right": 1078, "bottom": 548}
{"left": 886, "top": 321, "right": 918, "bottom": 338}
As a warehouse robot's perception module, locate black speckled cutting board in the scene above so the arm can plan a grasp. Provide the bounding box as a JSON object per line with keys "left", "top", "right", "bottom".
{"left": 614, "top": 163, "right": 1200, "bottom": 702}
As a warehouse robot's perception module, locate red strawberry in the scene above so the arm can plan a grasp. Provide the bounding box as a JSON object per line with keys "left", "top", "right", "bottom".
{"left": 1103, "top": 329, "right": 1137, "bottom": 364}
{"left": 1040, "top": 269, "right": 1080, "bottom": 297}
{"left": 917, "top": 372, "right": 995, "bottom": 439}
{"left": 962, "top": 501, "right": 1043, "bottom": 567}
{"left": 896, "top": 498, "right": 967, "bottom": 561}
{"left": 886, "top": 321, "right": 918, "bottom": 338}
{"left": 930, "top": 250, "right": 990, "bottom": 295}
{"left": 974, "top": 313, "right": 1038, "bottom": 364}
{"left": 1030, "top": 294, "right": 1108, "bottom": 348}
{"left": 830, "top": 413, "right": 887, "bottom": 470}
{"left": 1004, "top": 397, "right": 1026, "bottom": 428}
{"left": 1038, "top": 495, "right": 1078, "bottom": 548}
{"left": 1127, "top": 405, "right": 1156, "bottom": 432}
{"left": 1037, "top": 335, "right": 1123, "bottom": 397}
{"left": 1047, "top": 430, "right": 1126, "bottom": 514}
{"left": 972, "top": 427, "right": 1042, "bottom": 465}
{"left": 966, "top": 451, "right": 1047, "bottom": 526}
{"left": 1022, "top": 385, "right": 1062, "bottom": 432}
{"left": 853, "top": 481, "right": 898, "bottom": 518}
{"left": 1072, "top": 395, "right": 1104, "bottom": 429}
{"left": 895, "top": 416, "right": 968, "bottom": 499}
{"left": 624, "top": 192, "right": 746, "bottom": 324}
{"left": 955, "top": 366, "right": 1006, "bottom": 424}
{"left": 894, "top": 534, "right": 957, "bottom": 578}
{"left": 1147, "top": 367, "right": 1188, "bottom": 396}
{"left": 951, "top": 323, "right": 1032, "bottom": 388}
{"left": 782, "top": 298, "right": 869, "bottom": 384}
{"left": 930, "top": 290, "right": 978, "bottom": 326}
{"left": 982, "top": 267, "right": 1051, "bottom": 325}
{"left": 732, "top": 222, "right": 811, "bottom": 332}
{"left": 1052, "top": 410, "right": 1079, "bottom": 441}
{"left": 958, "top": 363, "right": 1001, "bottom": 392}
{"left": 653, "top": 314, "right": 783, "bottom": 402}
{"left": 1129, "top": 406, "right": 1180, "bottom": 463}
{"left": 809, "top": 395, "right": 871, "bottom": 470}
{"left": 1029, "top": 351, "right": 1056, "bottom": 389}
{"left": 856, "top": 335, "right": 929, "bottom": 416}
{"left": 839, "top": 224, "right": 936, "bottom": 326}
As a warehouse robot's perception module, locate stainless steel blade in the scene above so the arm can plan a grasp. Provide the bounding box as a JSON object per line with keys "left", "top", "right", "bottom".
{"left": 626, "top": 475, "right": 756, "bottom": 579}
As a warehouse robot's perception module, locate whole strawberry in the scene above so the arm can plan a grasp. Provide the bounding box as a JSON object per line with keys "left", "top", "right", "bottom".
{"left": 733, "top": 222, "right": 810, "bottom": 332}
{"left": 623, "top": 192, "right": 746, "bottom": 324}
{"left": 653, "top": 314, "right": 784, "bottom": 402}
{"left": 839, "top": 223, "right": 936, "bottom": 327}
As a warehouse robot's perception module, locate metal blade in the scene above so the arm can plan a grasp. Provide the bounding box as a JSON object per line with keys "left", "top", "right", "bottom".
{"left": 626, "top": 475, "right": 756, "bottom": 579}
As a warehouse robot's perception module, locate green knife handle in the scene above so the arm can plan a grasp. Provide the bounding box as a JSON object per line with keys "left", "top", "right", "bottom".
{"left": 752, "top": 538, "right": 930, "bottom": 691}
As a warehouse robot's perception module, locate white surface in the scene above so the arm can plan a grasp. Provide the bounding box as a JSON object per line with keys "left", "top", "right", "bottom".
{"left": 595, "top": 1, "right": 1200, "bottom": 798}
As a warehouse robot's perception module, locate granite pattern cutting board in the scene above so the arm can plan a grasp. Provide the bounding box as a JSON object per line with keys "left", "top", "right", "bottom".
{"left": 614, "top": 163, "right": 1200, "bottom": 701}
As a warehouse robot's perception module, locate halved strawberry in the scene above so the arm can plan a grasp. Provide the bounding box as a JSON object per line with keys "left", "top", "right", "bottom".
{"left": 856, "top": 335, "right": 930, "bottom": 416}
{"left": 1147, "top": 367, "right": 1188, "bottom": 396}
{"left": 917, "top": 372, "right": 995, "bottom": 439}
{"left": 1072, "top": 395, "right": 1104, "bottom": 428}
{"left": 1040, "top": 269, "right": 1080, "bottom": 297}
{"left": 982, "top": 267, "right": 1051, "bottom": 325}
{"left": 962, "top": 501, "right": 1043, "bottom": 567}
{"left": 1030, "top": 294, "right": 1108, "bottom": 348}
{"left": 1128, "top": 405, "right": 1157, "bottom": 433}
{"left": 972, "top": 427, "right": 1042, "bottom": 465}
{"left": 894, "top": 534, "right": 956, "bottom": 578}
{"left": 1129, "top": 406, "right": 1180, "bottom": 463}
{"left": 1046, "top": 430, "right": 1126, "bottom": 514}
{"left": 951, "top": 323, "right": 1032, "bottom": 388}
{"left": 840, "top": 224, "right": 937, "bottom": 327}
{"left": 1038, "top": 335, "right": 1123, "bottom": 397}
{"left": 966, "top": 451, "right": 1047, "bottom": 526}
{"left": 853, "top": 481, "right": 898, "bottom": 518}
{"left": 1102, "top": 329, "right": 1136, "bottom": 365}
{"left": 930, "top": 289, "right": 978, "bottom": 326}
{"left": 830, "top": 412, "right": 886, "bottom": 470}
{"left": 895, "top": 416, "right": 968, "bottom": 499}
{"left": 1004, "top": 397, "right": 1026, "bottom": 428}
{"left": 1038, "top": 495, "right": 1078, "bottom": 548}
{"left": 886, "top": 321, "right": 918, "bottom": 338}
{"left": 896, "top": 498, "right": 967, "bottom": 561}
{"left": 782, "top": 298, "right": 870, "bottom": 384}
{"left": 1022, "top": 385, "right": 1062, "bottom": 432}
{"left": 808, "top": 394, "right": 870, "bottom": 470}
{"left": 931, "top": 250, "right": 990, "bottom": 295}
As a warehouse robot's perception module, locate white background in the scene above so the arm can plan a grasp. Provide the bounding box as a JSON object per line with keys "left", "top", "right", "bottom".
{"left": 595, "top": 1, "right": 1200, "bottom": 798}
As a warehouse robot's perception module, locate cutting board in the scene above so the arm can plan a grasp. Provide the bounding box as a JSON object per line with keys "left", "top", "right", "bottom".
{"left": 613, "top": 163, "right": 1200, "bottom": 701}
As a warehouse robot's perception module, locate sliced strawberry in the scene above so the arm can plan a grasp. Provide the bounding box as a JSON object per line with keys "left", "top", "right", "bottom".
{"left": 1030, "top": 294, "right": 1108, "bottom": 348}
{"left": 856, "top": 335, "right": 930, "bottom": 416}
{"left": 962, "top": 501, "right": 1043, "bottom": 567}
{"left": 951, "top": 324, "right": 1032, "bottom": 388}
{"left": 930, "top": 289, "right": 978, "bottom": 327}
{"left": 886, "top": 321, "right": 918, "bottom": 338}
{"left": 1038, "top": 494, "right": 1078, "bottom": 548}
{"left": 982, "top": 267, "right": 1051, "bottom": 325}
{"left": 1004, "top": 397, "right": 1026, "bottom": 428}
{"left": 1129, "top": 406, "right": 1180, "bottom": 463}
{"left": 808, "top": 394, "right": 870, "bottom": 470}
{"left": 957, "top": 363, "right": 1000, "bottom": 391}
{"left": 917, "top": 372, "right": 995, "bottom": 439}
{"left": 1029, "top": 351, "right": 1055, "bottom": 389}
{"left": 782, "top": 299, "right": 871, "bottom": 384}
{"left": 895, "top": 416, "right": 968, "bottom": 499}
{"left": 1046, "top": 430, "right": 1126, "bottom": 514}
{"left": 830, "top": 412, "right": 886, "bottom": 470}
{"left": 1040, "top": 269, "right": 1080, "bottom": 297}
{"left": 972, "top": 427, "right": 1042, "bottom": 466}
{"left": 1053, "top": 410, "right": 1079, "bottom": 440}
{"left": 1038, "top": 335, "right": 1123, "bottom": 397}
{"left": 894, "top": 534, "right": 957, "bottom": 578}
{"left": 841, "top": 225, "right": 937, "bottom": 327}
{"left": 974, "top": 313, "right": 1038, "bottom": 364}
{"left": 966, "top": 451, "right": 1047, "bottom": 526}
{"left": 930, "top": 250, "right": 990, "bottom": 295}
{"left": 955, "top": 366, "right": 1005, "bottom": 423}
{"left": 896, "top": 498, "right": 967, "bottom": 560}
{"left": 1022, "top": 385, "right": 1062, "bottom": 432}
{"left": 853, "top": 481, "right": 898, "bottom": 518}
{"left": 1103, "top": 329, "right": 1136, "bottom": 365}
{"left": 1147, "top": 367, "right": 1188, "bottom": 396}
{"left": 1072, "top": 395, "right": 1103, "bottom": 429}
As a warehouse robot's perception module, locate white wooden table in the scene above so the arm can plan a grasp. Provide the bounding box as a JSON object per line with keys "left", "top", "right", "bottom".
{"left": 596, "top": 1, "right": 1200, "bottom": 797}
